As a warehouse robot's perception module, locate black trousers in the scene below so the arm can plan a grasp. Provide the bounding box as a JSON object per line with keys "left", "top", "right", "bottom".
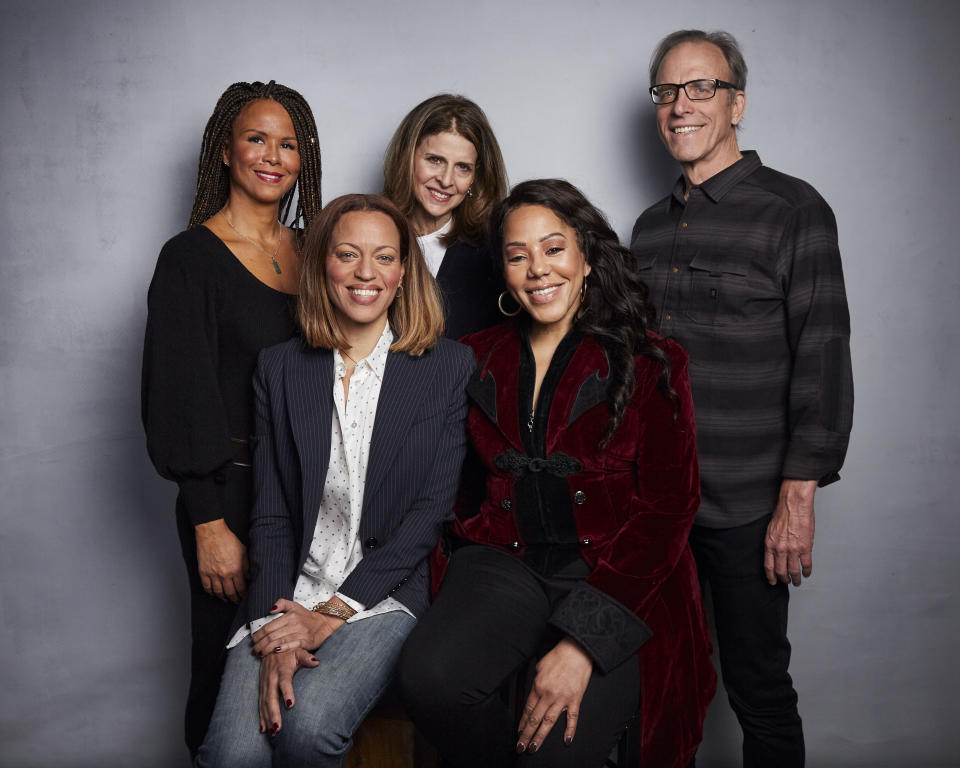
{"left": 174, "top": 471, "right": 248, "bottom": 758}
{"left": 398, "top": 545, "right": 639, "bottom": 768}
{"left": 689, "top": 515, "right": 804, "bottom": 768}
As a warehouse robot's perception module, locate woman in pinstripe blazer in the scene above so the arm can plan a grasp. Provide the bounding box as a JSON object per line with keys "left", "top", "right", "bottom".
{"left": 197, "top": 194, "right": 474, "bottom": 768}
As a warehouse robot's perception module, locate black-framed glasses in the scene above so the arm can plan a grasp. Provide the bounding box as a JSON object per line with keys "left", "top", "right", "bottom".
{"left": 649, "top": 79, "right": 738, "bottom": 105}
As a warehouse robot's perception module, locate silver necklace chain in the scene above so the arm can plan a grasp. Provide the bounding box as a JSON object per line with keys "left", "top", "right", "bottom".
{"left": 219, "top": 209, "right": 283, "bottom": 275}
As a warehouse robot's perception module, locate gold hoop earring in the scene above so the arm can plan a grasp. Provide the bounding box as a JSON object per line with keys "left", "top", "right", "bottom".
{"left": 498, "top": 291, "right": 521, "bottom": 317}
{"left": 579, "top": 277, "right": 587, "bottom": 303}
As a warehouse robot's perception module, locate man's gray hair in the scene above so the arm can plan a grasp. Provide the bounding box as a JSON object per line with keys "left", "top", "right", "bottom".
{"left": 649, "top": 29, "right": 748, "bottom": 91}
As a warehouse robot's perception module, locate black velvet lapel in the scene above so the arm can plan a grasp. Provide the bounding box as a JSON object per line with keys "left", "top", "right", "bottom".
{"left": 466, "top": 353, "right": 498, "bottom": 427}
{"left": 567, "top": 362, "right": 609, "bottom": 427}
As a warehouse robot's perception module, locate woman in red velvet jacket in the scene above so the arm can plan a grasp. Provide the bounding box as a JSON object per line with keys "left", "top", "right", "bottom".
{"left": 397, "top": 179, "right": 715, "bottom": 768}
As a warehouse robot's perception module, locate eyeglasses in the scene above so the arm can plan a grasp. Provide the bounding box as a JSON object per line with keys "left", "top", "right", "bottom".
{"left": 649, "top": 79, "right": 738, "bottom": 105}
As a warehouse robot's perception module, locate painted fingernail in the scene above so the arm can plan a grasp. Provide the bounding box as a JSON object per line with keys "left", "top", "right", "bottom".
{"left": 286, "top": 698, "right": 293, "bottom": 708}
{"left": 271, "top": 604, "right": 278, "bottom": 611}
{"left": 564, "top": 735, "right": 572, "bottom": 746}
{"left": 273, "top": 722, "right": 280, "bottom": 733}
{"left": 529, "top": 741, "right": 538, "bottom": 753}
{"left": 274, "top": 646, "right": 282, "bottom": 653}
{"left": 310, "top": 656, "right": 318, "bottom": 662}
{"left": 259, "top": 724, "right": 265, "bottom": 733}
{"left": 516, "top": 742, "right": 525, "bottom": 754}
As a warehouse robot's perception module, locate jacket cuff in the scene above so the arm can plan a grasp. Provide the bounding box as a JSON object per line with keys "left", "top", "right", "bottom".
{"left": 781, "top": 452, "right": 845, "bottom": 488}
{"left": 817, "top": 471, "right": 840, "bottom": 487}
{"left": 179, "top": 475, "right": 224, "bottom": 526}
{"left": 548, "top": 584, "right": 652, "bottom": 674}
{"left": 335, "top": 591, "right": 366, "bottom": 614}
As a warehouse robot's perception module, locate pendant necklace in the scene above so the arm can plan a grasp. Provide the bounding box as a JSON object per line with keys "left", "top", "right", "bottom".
{"left": 219, "top": 209, "right": 284, "bottom": 275}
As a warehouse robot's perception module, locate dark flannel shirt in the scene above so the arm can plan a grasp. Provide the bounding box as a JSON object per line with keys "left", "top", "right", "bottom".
{"left": 630, "top": 151, "right": 853, "bottom": 528}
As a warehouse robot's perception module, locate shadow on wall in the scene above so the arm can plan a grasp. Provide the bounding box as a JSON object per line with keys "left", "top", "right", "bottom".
{"left": 625, "top": 98, "right": 678, "bottom": 211}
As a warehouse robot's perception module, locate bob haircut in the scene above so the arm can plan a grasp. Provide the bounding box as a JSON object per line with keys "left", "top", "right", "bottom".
{"left": 298, "top": 194, "right": 444, "bottom": 356}
{"left": 383, "top": 94, "right": 508, "bottom": 247}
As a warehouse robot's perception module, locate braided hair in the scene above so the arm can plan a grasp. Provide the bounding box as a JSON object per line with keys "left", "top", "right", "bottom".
{"left": 490, "top": 179, "right": 677, "bottom": 444}
{"left": 187, "top": 80, "right": 322, "bottom": 234}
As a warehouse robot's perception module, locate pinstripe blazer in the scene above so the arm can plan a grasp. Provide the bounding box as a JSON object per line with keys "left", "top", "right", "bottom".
{"left": 230, "top": 335, "right": 474, "bottom": 635}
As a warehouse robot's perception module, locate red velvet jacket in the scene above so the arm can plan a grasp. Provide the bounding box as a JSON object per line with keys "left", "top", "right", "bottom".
{"left": 434, "top": 323, "right": 716, "bottom": 767}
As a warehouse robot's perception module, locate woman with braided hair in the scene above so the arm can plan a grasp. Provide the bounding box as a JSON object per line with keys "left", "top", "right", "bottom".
{"left": 141, "top": 80, "right": 322, "bottom": 757}
{"left": 398, "top": 179, "right": 716, "bottom": 767}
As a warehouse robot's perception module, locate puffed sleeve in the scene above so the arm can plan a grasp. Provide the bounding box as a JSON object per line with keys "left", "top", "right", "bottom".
{"left": 141, "top": 231, "right": 232, "bottom": 526}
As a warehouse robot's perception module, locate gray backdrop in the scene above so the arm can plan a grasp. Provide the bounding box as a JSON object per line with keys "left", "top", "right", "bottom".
{"left": 2, "top": 1, "right": 958, "bottom": 766}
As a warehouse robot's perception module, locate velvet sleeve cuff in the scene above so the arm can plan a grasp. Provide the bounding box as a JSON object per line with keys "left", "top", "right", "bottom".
{"left": 548, "top": 584, "right": 652, "bottom": 674}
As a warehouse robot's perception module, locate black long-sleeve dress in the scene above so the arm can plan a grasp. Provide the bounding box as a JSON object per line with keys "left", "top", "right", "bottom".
{"left": 141, "top": 225, "right": 297, "bottom": 754}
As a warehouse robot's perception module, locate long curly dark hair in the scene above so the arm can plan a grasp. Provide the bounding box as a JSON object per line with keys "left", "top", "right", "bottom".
{"left": 489, "top": 179, "right": 676, "bottom": 443}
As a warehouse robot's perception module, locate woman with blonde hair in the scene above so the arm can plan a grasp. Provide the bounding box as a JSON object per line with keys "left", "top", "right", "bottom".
{"left": 197, "top": 193, "right": 473, "bottom": 767}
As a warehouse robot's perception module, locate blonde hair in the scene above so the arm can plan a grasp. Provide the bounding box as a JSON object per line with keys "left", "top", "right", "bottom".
{"left": 383, "top": 94, "right": 507, "bottom": 247}
{"left": 298, "top": 194, "right": 444, "bottom": 355}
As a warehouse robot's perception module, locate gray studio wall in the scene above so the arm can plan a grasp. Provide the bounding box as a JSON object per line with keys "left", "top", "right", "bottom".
{"left": 1, "top": 1, "right": 957, "bottom": 766}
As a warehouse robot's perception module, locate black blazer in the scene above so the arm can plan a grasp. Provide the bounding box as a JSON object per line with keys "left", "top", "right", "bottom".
{"left": 231, "top": 335, "right": 474, "bottom": 634}
{"left": 435, "top": 241, "right": 502, "bottom": 341}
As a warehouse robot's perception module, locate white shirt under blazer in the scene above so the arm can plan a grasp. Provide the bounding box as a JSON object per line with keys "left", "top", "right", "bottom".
{"left": 228, "top": 331, "right": 475, "bottom": 638}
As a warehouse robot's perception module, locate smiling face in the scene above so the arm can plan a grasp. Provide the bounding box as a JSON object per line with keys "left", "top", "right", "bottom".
{"left": 655, "top": 41, "right": 745, "bottom": 186}
{"left": 502, "top": 205, "right": 591, "bottom": 336}
{"left": 222, "top": 98, "right": 300, "bottom": 207}
{"left": 410, "top": 131, "right": 477, "bottom": 234}
{"left": 325, "top": 210, "right": 405, "bottom": 338}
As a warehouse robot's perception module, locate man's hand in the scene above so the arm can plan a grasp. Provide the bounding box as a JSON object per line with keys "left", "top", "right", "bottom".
{"left": 764, "top": 479, "right": 817, "bottom": 586}
{"left": 195, "top": 518, "right": 248, "bottom": 603}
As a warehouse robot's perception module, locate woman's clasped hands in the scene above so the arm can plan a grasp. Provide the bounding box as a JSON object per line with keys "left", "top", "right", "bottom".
{"left": 251, "top": 597, "right": 350, "bottom": 735}
{"left": 251, "top": 597, "right": 346, "bottom": 657}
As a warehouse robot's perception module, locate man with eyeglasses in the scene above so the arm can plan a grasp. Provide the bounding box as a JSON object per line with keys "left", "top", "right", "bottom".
{"left": 631, "top": 30, "right": 853, "bottom": 768}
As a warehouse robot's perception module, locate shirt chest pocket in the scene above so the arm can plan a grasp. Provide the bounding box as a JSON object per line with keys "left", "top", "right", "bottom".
{"left": 681, "top": 251, "right": 751, "bottom": 326}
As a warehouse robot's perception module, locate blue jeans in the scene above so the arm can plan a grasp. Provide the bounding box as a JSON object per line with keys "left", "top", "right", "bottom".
{"left": 196, "top": 610, "right": 415, "bottom": 768}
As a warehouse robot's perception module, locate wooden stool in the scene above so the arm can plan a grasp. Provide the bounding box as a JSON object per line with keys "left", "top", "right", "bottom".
{"left": 345, "top": 690, "right": 438, "bottom": 768}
